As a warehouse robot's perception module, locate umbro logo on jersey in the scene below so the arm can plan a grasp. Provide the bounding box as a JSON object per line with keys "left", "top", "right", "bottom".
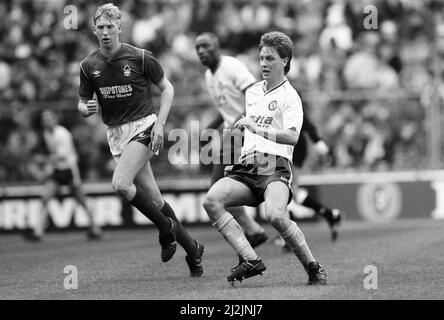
{"left": 92, "top": 71, "right": 101, "bottom": 78}
{"left": 123, "top": 65, "right": 131, "bottom": 77}
{"left": 268, "top": 100, "right": 277, "bottom": 111}
{"left": 136, "top": 132, "right": 150, "bottom": 140}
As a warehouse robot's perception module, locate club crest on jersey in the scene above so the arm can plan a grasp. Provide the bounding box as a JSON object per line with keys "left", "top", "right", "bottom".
{"left": 268, "top": 100, "right": 277, "bottom": 111}
{"left": 92, "top": 71, "right": 101, "bottom": 78}
{"left": 123, "top": 65, "right": 131, "bottom": 77}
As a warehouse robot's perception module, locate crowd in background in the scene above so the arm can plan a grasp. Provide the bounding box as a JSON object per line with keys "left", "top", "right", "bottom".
{"left": 1, "top": 0, "right": 443, "bottom": 183}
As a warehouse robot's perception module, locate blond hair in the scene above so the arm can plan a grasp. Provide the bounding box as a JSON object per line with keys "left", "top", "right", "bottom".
{"left": 93, "top": 3, "right": 122, "bottom": 26}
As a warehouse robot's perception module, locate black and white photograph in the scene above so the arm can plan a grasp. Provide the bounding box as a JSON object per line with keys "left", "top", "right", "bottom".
{"left": 0, "top": 0, "right": 443, "bottom": 305}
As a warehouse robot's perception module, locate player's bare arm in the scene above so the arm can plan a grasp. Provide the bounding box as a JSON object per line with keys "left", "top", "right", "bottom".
{"left": 150, "top": 76, "right": 174, "bottom": 153}
{"left": 234, "top": 117, "right": 300, "bottom": 145}
{"left": 205, "top": 112, "right": 224, "bottom": 130}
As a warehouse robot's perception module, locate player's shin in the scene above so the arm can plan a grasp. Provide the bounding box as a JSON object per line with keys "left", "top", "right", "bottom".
{"left": 212, "top": 212, "right": 258, "bottom": 261}
{"left": 230, "top": 206, "right": 265, "bottom": 236}
{"left": 129, "top": 185, "right": 171, "bottom": 234}
{"left": 161, "top": 201, "right": 197, "bottom": 255}
{"left": 35, "top": 200, "right": 50, "bottom": 237}
{"left": 279, "top": 220, "right": 315, "bottom": 267}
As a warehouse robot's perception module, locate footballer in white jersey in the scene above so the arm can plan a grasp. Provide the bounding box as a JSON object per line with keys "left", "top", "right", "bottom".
{"left": 23, "top": 109, "right": 102, "bottom": 242}
{"left": 204, "top": 55, "right": 256, "bottom": 128}
{"left": 43, "top": 124, "right": 78, "bottom": 172}
{"left": 196, "top": 32, "right": 269, "bottom": 249}
{"left": 242, "top": 79, "right": 303, "bottom": 162}
{"left": 203, "top": 32, "right": 327, "bottom": 285}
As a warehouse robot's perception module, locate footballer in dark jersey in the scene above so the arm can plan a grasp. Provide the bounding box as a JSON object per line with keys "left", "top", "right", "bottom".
{"left": 289, "top": 113, "right": 342, "bottom": 243}
{"left": 79, "top": 43, "right": 164, "bottom": 126}
{"left": 77, "top": 4, "right": 204, "bottom": 277}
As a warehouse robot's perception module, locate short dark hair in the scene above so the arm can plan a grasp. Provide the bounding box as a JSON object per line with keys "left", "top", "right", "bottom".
{"left": 196, "top": 32, "right": 220, "bottom": 49}
{"left": 259, "top": 31, "right": 293, "bottom": 74}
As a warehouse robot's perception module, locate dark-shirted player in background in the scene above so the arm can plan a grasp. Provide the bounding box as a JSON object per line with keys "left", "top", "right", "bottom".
{"left": 77, "top": 3, "right": 204, "bottom": 277}
{"left": 24, "top": 109, "right": 102, "bottom": 241}
{"left": 289, "top": 113, "right": 342, "bottom": 242}
{"left": 195, "top": 32, "right": 268, "bottom": 249}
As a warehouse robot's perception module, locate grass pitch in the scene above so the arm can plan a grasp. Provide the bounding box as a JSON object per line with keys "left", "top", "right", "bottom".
{"left": 1, "top": 218, "right": 443, "bottom": 300}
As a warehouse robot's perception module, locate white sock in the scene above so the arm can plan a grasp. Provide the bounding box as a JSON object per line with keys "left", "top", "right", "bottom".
{"left": 281, "top": 221, "right": 315, "bottom": 267}
{"left": 213, "top": 212, "right": 258, "bottom": 261}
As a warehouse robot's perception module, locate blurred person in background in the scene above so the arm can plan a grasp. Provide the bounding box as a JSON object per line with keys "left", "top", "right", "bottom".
{"left": 195, "top": 32, "right": 269, "bottom": 250}
{"left": 24, "top": 109, "right": 102, "bottom": 241}
{"left": 77, "top": 3, "right": 204, "bottom": 277}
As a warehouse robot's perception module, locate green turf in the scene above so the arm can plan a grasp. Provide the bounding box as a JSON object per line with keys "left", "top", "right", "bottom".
{"left": 1, "top": 218, "right": 443, "bottom": 300}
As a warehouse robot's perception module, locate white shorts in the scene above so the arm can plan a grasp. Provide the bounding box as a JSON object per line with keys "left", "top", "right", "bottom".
{"left": 106, "top": 114, "right": 157, "bottom": 162}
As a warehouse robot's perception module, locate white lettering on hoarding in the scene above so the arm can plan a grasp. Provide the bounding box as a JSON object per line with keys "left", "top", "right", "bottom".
{"left": 431, "top": 182, "right": 444, "bottom": 219}
{"left": 1, "top": 200, "right": 28, "bottom": 229}
{"left": 94, "top": 197, "right": 123, "bottom": 226}
{"left": 0, "top": 196, "right": 122, "bottom": 230}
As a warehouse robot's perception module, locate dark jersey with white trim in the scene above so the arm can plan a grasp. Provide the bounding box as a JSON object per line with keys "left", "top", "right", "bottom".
{"left": 79, "top": 43, "right": 164, "bottom": 125}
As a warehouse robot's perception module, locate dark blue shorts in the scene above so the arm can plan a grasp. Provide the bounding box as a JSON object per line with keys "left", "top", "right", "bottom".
{"left": 225, "top": 153, "right": 293, "bottom": 206}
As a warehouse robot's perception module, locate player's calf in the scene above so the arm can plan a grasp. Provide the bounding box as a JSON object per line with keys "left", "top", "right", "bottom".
{"left": 245, "top": 232, "right": 268, "bottom": 248}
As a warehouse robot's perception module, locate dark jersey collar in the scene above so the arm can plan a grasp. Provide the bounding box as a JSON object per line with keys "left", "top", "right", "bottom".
{"left": 98, "top": 42, "right": 123, "bottom": 63}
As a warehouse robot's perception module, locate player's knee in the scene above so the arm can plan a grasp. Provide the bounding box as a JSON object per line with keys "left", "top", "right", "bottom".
{"left": 112, "top": 178, "right": 133, "bottom": 200}
{"left": 203, "top": 194, "right": 224, "bottom": 217}
{"left": 271, "top": 216, "right": 291, "bottom": 232}
{"left": 152, "top": 198, "right": 164, "bottom": 210}
{"left": 269, "top": 207, "right": 290, "bottom": 231}
{"left": 266, "top": 203, "right": 287, "bottom": 220}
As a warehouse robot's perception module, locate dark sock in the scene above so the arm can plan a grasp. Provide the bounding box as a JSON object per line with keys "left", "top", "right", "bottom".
{"left": 301, "top": 195, "right": 328, "bottom": 216}
{"left": 129, "top": 186, "right": 171, "bottom": 234}
{"left": 161, "top": 201, "right": 197, "bottom": 256}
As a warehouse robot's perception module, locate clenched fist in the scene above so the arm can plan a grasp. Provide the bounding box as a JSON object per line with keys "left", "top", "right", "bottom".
{"left": 86, "top": 100, "right": 99, "bottom": 115}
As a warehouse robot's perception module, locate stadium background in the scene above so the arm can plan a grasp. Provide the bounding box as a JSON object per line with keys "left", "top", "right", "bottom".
{"left": 1, "top": 0, "right": 444, "bottom": 230}
{"left": 1, "top": 0, "right": 444, "bottom": 302}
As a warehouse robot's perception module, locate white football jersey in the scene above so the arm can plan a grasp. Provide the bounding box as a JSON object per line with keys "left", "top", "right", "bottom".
{"left": 43, "top": 125, "right": 78, "bottom": 170}
{"left": 205, "top": 56, "right": 256, "bottom": 128}
{"left": 242, "top": 80, "right": 303, "bottom": 161}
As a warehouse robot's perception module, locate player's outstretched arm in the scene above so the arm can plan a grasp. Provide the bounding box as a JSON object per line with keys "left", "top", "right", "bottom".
{"left": 205, "top": 112, "right": 224, "bottom": 130}
{"left": 303, "top": 114, "right": 329, "bottom": 156}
